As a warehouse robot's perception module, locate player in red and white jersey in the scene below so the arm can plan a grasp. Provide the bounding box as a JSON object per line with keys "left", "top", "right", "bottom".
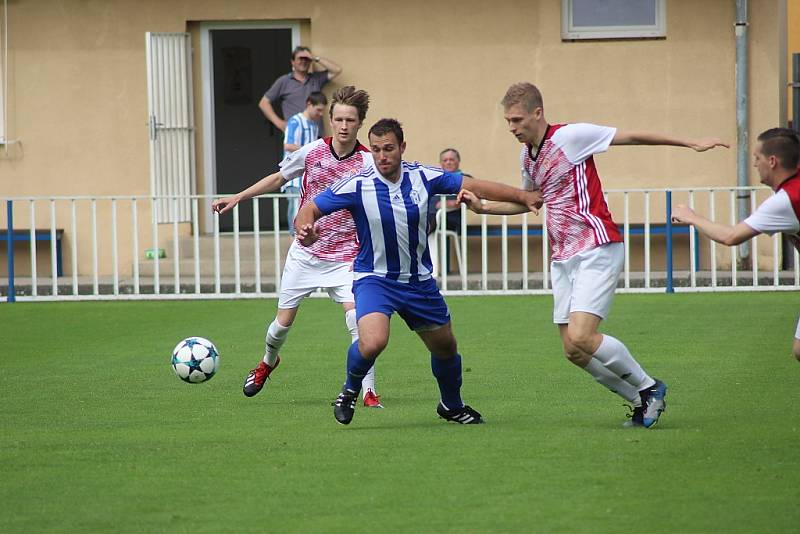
{"left": 212, "top": 86, "right": 383, "bottom": 408}
{"left": 460, "top": 82, "right": 727, "bottom": 428}
{"left": 673, "top": 127, "right": 800, "bottom": 361}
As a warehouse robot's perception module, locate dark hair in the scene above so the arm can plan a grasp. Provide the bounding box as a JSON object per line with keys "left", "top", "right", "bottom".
{"left": 439, "top": 148, "right": 461, "bottom": 161}
{"left": 368, "top": 118, "right": 404, "bottom": 144}
{"left": 291, "top": 46, "right": 311, "bottom": 60}
{"left": 306, "top": 91, "right": 328, "bottom": 107}
{"left": 757, "top": 128, "right": 800, "bottom": 170}
{"left": 501, "top": 82, "right": 543, "bottom": 112}
{"left": 329, "top": 86, "right": 370, "bottom": 122}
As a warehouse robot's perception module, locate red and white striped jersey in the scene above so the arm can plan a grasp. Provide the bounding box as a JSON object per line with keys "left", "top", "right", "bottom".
{"left": 280, "top": 137, "right": 372, "bottom": 262}
{"left": 744, "top": 171, "right": 800, "bottom": 252}
{"left": 520, "top": 123, "right": 622, "bottom": 261}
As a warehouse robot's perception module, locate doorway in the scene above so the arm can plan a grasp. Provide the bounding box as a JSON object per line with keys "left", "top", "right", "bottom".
{"left": 201, "top": 22, "right": 300, "bottom": 233}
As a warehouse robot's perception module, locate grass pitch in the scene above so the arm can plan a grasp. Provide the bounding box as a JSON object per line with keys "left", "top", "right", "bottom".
{"left": 2, "top": 292, "right": 798, "bottom": 532}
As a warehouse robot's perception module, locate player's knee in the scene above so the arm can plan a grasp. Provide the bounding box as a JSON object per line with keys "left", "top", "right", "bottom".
{"left": 432, "top": 338, "right": 458, "bottom": 358}
{"left": 565, "top": 327, "right": 594, "bottom": 354}
{"left": 793, "top": 340, "right": 800, "bottom": 361}
{"left": 562, "top": 344, "right": 583, "bottom": 365}
{"left": 358, "top": 337, "right": 388, "bottom": 359}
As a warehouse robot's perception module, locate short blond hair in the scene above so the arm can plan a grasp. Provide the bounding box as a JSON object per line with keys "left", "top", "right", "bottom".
{"left": 501, "top": 82, "right": 543, "bottom": 112}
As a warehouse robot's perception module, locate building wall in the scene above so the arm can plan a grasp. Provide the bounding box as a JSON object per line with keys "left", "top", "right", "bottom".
{"left": 0, "top": 0, "right": 786, "bottom": 277}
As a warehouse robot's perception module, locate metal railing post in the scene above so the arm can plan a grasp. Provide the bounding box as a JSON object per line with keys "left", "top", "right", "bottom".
{"left": 665, "top": 190, "right": 674, "bottom": 293}
{"left": 6, "top": 200, "right": 15, "bottom": 302}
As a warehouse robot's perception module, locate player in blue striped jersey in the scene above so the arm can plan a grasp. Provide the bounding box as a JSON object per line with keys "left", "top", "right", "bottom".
{"left": 295, "top": 118, "right": 542, "bottom": 425}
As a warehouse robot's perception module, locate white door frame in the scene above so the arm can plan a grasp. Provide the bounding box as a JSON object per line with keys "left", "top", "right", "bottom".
{"left": 200, "top": 21, "right": 300, "bottom": 233}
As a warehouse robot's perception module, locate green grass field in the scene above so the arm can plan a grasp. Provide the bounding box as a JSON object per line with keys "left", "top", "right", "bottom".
{"left": 2, "top": 293, "right": 799, "bottom": 532}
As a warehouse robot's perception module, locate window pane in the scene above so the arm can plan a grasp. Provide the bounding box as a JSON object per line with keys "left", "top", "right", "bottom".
{"left": 572, "top": 0, "right": 657, "bottom": 27}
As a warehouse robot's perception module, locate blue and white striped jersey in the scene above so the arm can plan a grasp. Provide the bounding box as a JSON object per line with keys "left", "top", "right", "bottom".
{"left": 282, "top": 112, "right": 320, "bottom": 189}
{"left": 313, "top": 160, "right": 463, "bottom": 284}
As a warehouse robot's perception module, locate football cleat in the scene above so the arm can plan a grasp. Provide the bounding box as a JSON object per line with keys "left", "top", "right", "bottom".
{"left": 639, "top": 379, "right": 668, "bottom": 428}
{"left": 242, "top": 357, "right": 280, "bottom": 397}
{"left": 363, "top": 389, "right": 383, "bottom": 408}
{"left": 333, "top": 387, "right": 358, "bottom": 425}
{"left": 436, "top": 402, "right": 484, "bottom": 424}
{"left": 622, "top": 404, "right": 645, "bottom": 428}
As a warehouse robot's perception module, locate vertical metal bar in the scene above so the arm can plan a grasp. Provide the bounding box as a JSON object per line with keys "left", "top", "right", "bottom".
{"left": 273, "top": 197, "right": 282, "bottom": 292}
{"left": 152, "top": 197, "right": 160, "bottom": 295}
{"left": 460, "top": 203, "right": 467, "bottom": 290}
{"left": 50, "top": 200, "right": 58, "bottom": 296}
{"left": 91, "top": 199, "right": 98, "bottom": 295}
{"left": 644, "top": 192, "right": 651, "bottom": 288}
{"left": 439, "top": 200, "right": 447, "bottom": 291}
{"left": 172, "top": 196, "right": 180, "bottom": 294}
{"left": 111, "top": 199, "right": 119, "bottom": 295}
{"left": 750, "top": 189, "right": 758, "bottom": 286}
{"left": 688, "top": 191, "right": 696, "bottom": 287}
{"left": 480, "top": 213, "right": 488, "bottom": 291}
{"left": 233, "top": 203, "right": 241, "bottom": 294}
{"left": 5, "top": 200, "right": 15, "bottom": 302}
{"left": 192, "top": 197, "right": 200, "bottom": 294}
{"left": 501, "top": 215, "right": 508, "bottom": 291}
{"left": 665, "top": 191, "right": 674, "bottom": 293}
{"left": 71, "top": 200, "right": 78, "bottom": 295}
{"left": 730, "top": 190, "right": 738, "bottom": 287}
{"left": 521, "top": 212, "right": 529, "bottom": 291}
{"left": 772, "top": 233, "right": 779, "bottom": 287}
{"left": 709, "top": 191, "right": 717, "bottom": 287}
{"left": 132, "top": 199, "right": 140, "bottom": 295}
{"left": 795, "top": 248, "right": 800, "bottom": 287}
{"left": 253, "top": 198, "right": 261, "bottom": 294}
{"left": 213, "top": 209, "right": 221, "bottom": 294}
{"left": 29, "top": 201, "right": 37, "bottom": 297}
{"left": 623, "top": 192, "right": 630, "bottom": 289}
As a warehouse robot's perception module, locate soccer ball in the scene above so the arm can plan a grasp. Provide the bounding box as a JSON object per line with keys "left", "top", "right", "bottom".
{"left": 171, "top": 337, "right": 220, "bottom": 383}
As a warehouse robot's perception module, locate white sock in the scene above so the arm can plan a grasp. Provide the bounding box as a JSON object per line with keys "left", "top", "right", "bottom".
{"left": 592, "top": 334, "right": 655, "bottom": 391}
{"left": 345, "top": 309, "right": 377, "bottom": 398}
{"left": 584, "top": 358, "right": 641, "bottom": 405}
{"left": 263, "top": 319, "right": 290, "bottom": 366}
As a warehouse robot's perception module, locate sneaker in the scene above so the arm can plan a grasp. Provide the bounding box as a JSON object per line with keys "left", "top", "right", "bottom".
{"left": 363, "top": 389, "right": 383, "bottom": 408}
{"left": 242, "top": 357, "right": 280, "bottom": 398}
{"left": 622, "top": 404, "right": 644, "bottom": 428}
{"left": 436, "top": 402, "right": 484, "bottom": 424}
{"left": 639, "top": 379, "right": 668, "bottom": 428}
{"left": 333, "top": 387, "right": 358, "bottom": 425}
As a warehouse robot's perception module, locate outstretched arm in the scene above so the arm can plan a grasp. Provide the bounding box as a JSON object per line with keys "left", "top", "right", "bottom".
{"left": 612, "top": 131, "right": 729, "bottom": 152}
{"left": 295, "top": 200, "right": 325, "bottom": 246}
{"left": 212, "top": 171, "right": 287, "bottom": 214}
{"left": 460, "top": 176, "right": 542, "bottom": 213}
{"left": 671, "top": 204, "right": 759, "bottom": 246}
{"left": 457, "top": 190, "right": 532, "bottom": 216}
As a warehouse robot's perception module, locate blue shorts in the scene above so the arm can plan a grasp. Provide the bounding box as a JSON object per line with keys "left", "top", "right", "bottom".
{"left": 353, "top": 276, "right": 450, "bottom": 331}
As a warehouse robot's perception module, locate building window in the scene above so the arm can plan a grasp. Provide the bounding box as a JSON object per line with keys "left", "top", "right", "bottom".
{"left": 562, "top": 0, "right": 666, "bottom": 40}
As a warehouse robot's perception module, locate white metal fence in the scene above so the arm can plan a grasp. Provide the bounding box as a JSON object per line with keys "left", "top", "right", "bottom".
{"left": 2, "top": 187, "right": 798, "bottom": 302}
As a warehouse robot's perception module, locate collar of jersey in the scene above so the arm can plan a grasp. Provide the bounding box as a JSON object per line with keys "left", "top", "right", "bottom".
{"left": 527, "top": 123, "right": 552, "bottom": 161}
{"left": 326, "top": 137, "right": 364, "bottom": 161}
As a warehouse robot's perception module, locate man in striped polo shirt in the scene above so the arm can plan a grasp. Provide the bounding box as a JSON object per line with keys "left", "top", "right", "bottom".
{"left": 673, "top": 127, "right": 800, "bottom": 362}
{"left": 460, "top": 82, "right": 727, "bottom": 428}
{"left": 296, "top": 118, "right": 543, "bottom": 426}
{"left": 212, "top": 86, "right": 383, "bottom": 408}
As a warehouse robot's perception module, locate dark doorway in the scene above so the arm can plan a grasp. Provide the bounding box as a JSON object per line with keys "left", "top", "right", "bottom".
{"left": 212, "top": 28, "right": 291, "bottom": 232}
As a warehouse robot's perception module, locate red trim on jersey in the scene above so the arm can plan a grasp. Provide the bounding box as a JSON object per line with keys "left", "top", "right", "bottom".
{"left": 777, "top": 171, "right": 800, "bottom": 251}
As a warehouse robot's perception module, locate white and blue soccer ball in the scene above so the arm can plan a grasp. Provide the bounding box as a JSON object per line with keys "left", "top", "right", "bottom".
{"left": 171, "top": 337, "right": 220, "bottom": 383}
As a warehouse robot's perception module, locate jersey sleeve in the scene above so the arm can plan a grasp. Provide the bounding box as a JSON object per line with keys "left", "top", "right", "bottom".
{"left": 278, "top": 141, "right": 317, "bottom": 182}
{"left": 312, "top": 184, "right": 356, "bottom": 216}
{"left": 744, "top": 190, "right": 800, "bottom": 235}
{"left": 552, "top": 123, "right": 617, "bottom": 165}
{"left": 429, "top": 170, "right": 463, "bottom": 195}
{"left": 519, "top": 148, "right": 535, "bottom": 190}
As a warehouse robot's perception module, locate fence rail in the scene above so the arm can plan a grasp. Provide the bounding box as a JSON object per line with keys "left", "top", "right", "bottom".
{"left": 2, "top": 187, "right": 798, "bottom": 302}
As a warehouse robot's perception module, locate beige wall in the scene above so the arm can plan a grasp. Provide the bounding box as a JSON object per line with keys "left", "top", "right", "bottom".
{"left": 0, "top": 0, "right": 786, "bottom": 277}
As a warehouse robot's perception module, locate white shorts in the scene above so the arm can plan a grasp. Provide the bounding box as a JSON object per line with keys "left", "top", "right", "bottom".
{"left": 551, "top": 242, "right": 623, "bottom": 324}
{"left": 278, "top": 241, "right": 354, "bottom": 309}
{"left": 795, "top": 316, "right": 800, "bottom": 340}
